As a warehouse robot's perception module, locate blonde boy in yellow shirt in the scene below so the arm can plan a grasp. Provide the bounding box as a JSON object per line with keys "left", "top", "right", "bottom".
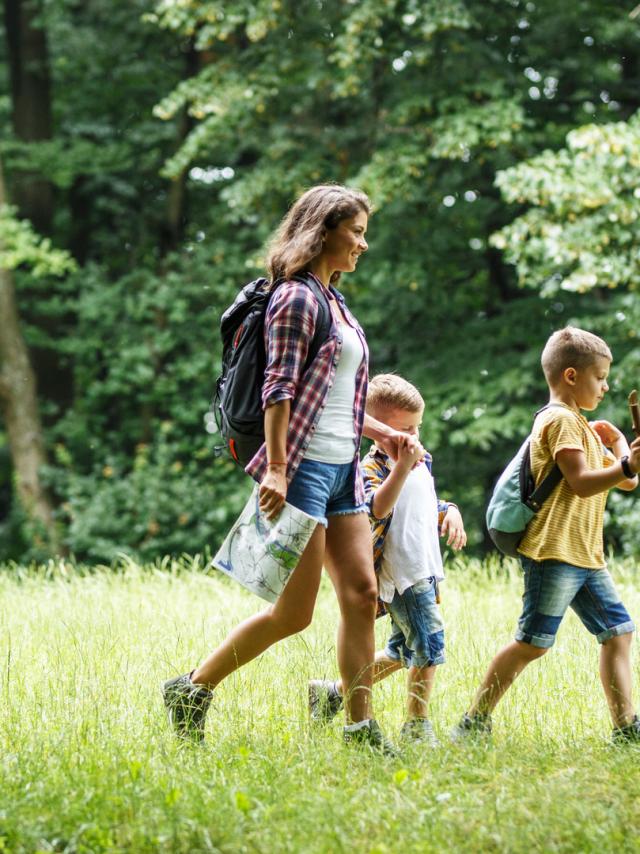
{"left": 453, "top": 327, "right": 640, "bottom": 743}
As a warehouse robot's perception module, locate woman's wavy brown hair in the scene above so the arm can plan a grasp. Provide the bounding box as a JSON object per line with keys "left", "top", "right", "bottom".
{"left": 266, "top": 184, "right": 371, "bottom": 285}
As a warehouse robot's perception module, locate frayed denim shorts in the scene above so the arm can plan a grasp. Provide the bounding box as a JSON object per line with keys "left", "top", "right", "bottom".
{"left": 516, "top": 557, "right": 635, "bottom": 649}
{"left": 285, "top": 458, "right": 366, "bottom": 528}
{"left": 384, "top": 577, "right": 445, "bottom": 669}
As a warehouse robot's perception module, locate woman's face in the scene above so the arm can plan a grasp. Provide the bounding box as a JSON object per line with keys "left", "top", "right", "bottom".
{"left": 321, "top": 210, "right": 369, "bottom": 273}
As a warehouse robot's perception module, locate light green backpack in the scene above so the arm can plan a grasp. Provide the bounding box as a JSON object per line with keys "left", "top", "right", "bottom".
{"left": 486, "top": 405, "right": 563, "bottom": 557}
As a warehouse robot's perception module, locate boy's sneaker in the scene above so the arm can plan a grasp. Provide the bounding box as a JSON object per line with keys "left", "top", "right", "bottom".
{"left": 450, "top": 712, "right": 492, "bottom": 742}
{"left": 343, "top": 719, "right": 399, "bottom": 757}
{"left": 162, "top": 673, "right": 213, "bottom": 743}
{"left": 612, "top": 715, "right": 640, "bottom": 745}
{"left": 308, "top": 679, "right": 343, "bottom": 724}
{"left": 400, "top": 717, "right": 440, "bottom": 747}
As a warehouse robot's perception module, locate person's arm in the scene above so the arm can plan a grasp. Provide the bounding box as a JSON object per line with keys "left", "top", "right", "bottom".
{"left": 440, "top": 504, "right": 467, "bottom": 550}
{"left": 363, "top": 412, "right": 419, "bottom": 457}
{"left": 370, "top": 441, "right": 424, "bottom": 519}
{"left": 591, "top": 420, "right": 639, "bottom": 492}
{"left": 258, "top": 399, "right": 291, "bottom": 520}
{"left": 556, "top": 435, "right": 640, "bottom": 498}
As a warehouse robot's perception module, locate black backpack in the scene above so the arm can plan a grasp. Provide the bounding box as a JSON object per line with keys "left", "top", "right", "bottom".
{"left": 213, "top": 273, "right": 332, "bottom": 467}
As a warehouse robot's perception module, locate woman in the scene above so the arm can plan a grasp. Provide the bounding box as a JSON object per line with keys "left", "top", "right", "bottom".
{"left": 163, "top": 185, "right": 416, "bottom": 752}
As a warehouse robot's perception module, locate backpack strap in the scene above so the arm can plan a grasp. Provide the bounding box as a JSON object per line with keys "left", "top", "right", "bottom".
{"left": 289, "top": 273, "right": 332, "bottom": 369}
{"left": 524, "top": 403, "right": 567, "bottom": 512}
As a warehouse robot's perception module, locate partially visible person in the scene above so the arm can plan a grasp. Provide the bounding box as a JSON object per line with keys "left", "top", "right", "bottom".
{"left": 163, "top": 185, "right": 418, "bottom": 754}
{"left": 309, "top": 373, "right": 466, "bottom": 745}
{"left": 452, "top": 327, "right": 640, "bottom": 744}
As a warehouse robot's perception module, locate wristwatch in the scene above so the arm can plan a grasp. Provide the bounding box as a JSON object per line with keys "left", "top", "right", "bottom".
{"left": 620, "top": 455, "right": 635, "bottom": 479}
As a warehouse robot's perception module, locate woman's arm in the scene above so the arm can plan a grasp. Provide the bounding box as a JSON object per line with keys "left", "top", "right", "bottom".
{"left": 362, "top": 412, "right": 418, "bottom": 456}
{"left": 258, "top": 400, "right": 290, "bottom": 520}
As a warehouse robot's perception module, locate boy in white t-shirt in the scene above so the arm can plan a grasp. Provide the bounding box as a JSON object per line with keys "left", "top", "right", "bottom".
{"left": 309, "top": 374, "right": 466, "bottom": 744}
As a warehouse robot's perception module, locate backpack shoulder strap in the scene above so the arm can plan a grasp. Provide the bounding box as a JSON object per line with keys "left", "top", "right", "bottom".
{"left": 525, "top": 402, "right": 567, "bottom": 511}
{"left": 290, "top": 273, "right": 332, "bottom": 367}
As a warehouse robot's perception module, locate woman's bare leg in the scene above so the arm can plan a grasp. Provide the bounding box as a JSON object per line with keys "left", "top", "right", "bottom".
{"left": 192, "top": 524, "right": 326, "bottom": 687}
{"left": 324, "top": 512, "right": 378, "bottom": 723}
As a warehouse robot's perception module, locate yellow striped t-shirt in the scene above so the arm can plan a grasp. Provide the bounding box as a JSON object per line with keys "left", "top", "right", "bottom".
{"left": 518, "top": 404, "right": 613, "bottom": 569}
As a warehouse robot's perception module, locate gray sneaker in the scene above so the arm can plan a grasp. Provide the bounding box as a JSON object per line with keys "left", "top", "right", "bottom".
{"left": 343, "top": 719, "right": 399, "bottom": 757}
{"left": 450, "top": 712, "right": 492, "bottom": 742}
{"left": 162, "top": 673, "right": 213, "bottom": 743}
{"left": 400, "top": 717, "right": 440, "bottom": 747}
{"left": 612, "top": 715, "right": 640, "bottom": 745}
{"left": 308, "top": 679, "right": 343, "bottom": 724}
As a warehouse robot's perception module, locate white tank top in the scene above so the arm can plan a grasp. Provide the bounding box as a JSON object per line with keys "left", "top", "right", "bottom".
{"left": 305, "top": 322, "right": 363, "bottom": 464}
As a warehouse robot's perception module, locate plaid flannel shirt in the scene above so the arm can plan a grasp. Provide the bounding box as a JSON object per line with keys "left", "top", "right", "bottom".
{"left": 361, "top": 446, "right": 450, "bottom": 617}
{"left": 245, "top": 275, "right": 369, "bottom": 503}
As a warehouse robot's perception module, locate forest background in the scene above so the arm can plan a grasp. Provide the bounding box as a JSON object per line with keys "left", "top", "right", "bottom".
{"left": 1, "top": 0, "right": 640, "bottom": 565}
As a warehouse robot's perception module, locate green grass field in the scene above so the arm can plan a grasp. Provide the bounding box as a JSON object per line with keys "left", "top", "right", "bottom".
{"left": 2, "top": 556, "right": 640, "bottom": 853}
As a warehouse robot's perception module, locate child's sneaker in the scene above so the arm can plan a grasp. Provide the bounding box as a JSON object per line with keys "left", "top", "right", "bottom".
{"left": 450, "top": 712, "right": 492, "bottom": 742}
{"left": 400, "top": 717, "right": 440, "bottom": 747}
{"left": 162, "top": 673, "right": 213, "bottom": 743}
{"left": 612, "top": 715, "right": 640, "bottom": 745}
{"left": 343, "top": 719, "right": 399, "bottom": 757}
{"left": 308, "top": 679, "right": 343, "bottom": 724}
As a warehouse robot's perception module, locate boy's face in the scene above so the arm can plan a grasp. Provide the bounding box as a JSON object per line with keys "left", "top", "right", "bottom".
{"left": 567, "top": 356, "right": 610, "bottom": 411}
{"left": 374, "top": 406, "right": 423, "bottom": 457}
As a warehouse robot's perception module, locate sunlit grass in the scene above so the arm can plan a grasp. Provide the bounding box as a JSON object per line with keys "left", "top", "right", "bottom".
{"left": 1, "top": 556, "right": 640, "bottom": 852}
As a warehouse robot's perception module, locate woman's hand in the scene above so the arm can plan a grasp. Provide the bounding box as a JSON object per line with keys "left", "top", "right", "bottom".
{"left": 441, "top": 506, "right": 467, "bottom": 550}
{"left": 381, "top": 429, "right": 422, "bottom": 464}
{"left": 259, "top": 465, "right": 288, "bottom": 520}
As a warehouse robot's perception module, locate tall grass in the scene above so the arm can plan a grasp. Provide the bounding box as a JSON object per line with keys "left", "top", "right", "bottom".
{"left": 1, "top": 556, "right": 640, "bottom": 853}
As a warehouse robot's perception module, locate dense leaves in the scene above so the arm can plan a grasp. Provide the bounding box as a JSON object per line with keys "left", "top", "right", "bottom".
{"left": 1, "top": 0, "right": 639, "bottom": 561}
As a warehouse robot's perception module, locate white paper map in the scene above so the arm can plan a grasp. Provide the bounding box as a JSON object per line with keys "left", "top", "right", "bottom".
{"left": 212, "top": 486, "right": 318, "bottom": 603}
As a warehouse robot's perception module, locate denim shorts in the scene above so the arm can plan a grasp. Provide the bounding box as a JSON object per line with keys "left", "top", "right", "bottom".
{"left": 516, "top": 557, "right": 635, "bottom": 649}
{"left": 285, "top": 458, "right": 366, "bottom": 528}
{"left": 384, "top": 578, "right": 445, "bottom": 669}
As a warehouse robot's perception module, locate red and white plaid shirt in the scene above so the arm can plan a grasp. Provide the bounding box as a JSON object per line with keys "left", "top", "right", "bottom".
{"left": 245, "top": 274, "right": 369, "bottom": 504}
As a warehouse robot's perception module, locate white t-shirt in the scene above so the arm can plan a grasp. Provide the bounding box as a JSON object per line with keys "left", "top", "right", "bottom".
{"left": 377, "top": 461, "right": 444, "bottom": 603}
{"left": 305, "top": 322, "right": 363, "bottom": 464}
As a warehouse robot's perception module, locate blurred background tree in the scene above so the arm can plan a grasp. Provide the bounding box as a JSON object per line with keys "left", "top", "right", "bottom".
{"left": 0, "top": 0, "right": 638, "bottom": 563}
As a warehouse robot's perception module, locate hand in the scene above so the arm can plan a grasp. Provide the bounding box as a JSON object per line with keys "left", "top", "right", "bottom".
{"left": 382, "top": 430, "right": 425, "bottom": 468}
{"left": 441, "top": 506, "right": 467, "bottom": 550}
{"left": 629, "top": 436, "right": 640, "bottom": 475}
{"left": 258, "top": 466, "right": 287, "bottom": 520}
{"left": 590, "top": 420, "right": 624, "bottom": 448}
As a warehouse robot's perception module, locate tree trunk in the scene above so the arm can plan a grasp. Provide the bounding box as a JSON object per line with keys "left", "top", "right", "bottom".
{"left": 0, "top": 157, "right": 60, "bottom": 554}
{"left": 3, "top": 0, "right": 54, "bottom": 232}
{"left": 160, "top": 42, "right": 200, "bottom": 254}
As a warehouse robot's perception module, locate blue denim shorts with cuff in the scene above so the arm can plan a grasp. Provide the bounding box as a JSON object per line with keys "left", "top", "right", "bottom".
{"left": 384, "top": 577, "right": 445, "bottom": 669}
{"left": 285, "top": 458, "right": 366, "bottom": 528}
{"left": 516, "top": 557, "right": 635, "bottom": 649}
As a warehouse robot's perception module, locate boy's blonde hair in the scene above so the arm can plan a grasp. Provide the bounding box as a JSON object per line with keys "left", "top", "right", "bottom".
{"left": 541, "top": 326, "right": 612, "bottom": 384}
{"left": 366, "top": 373, "right": 424, "bottom": 414}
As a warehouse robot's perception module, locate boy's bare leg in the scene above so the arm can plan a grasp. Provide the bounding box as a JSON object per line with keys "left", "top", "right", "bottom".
{"left": 600, "top": 632, "right": 636, "bottom": 728}
{"left": 407, "top": 664, "right": 436, "bottom": 719}
{"left": 468, "top": 640, "right": 548, "bottom": 716}
{"left": 192, "top": 525, "right": 326, "bottom": 687}
{"left": 334, "top": 651, "right": 404, "bottom": 694}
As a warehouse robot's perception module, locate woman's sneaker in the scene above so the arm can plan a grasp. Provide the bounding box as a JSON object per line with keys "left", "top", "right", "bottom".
{"left": 450, "top": 712, "right": 492, "bottom": 742}
{"left": 308, "top": 680, "right": 343, "bottom": 724}
{"left": 343, "top": 719, "right": 399, "bottom": 757}
{"left": 400, "top": 717, "right": 440, "bottom": 747}
{"left": 162, "top": 673, "right": 213, "bottom": 743}
{"left": 612, "top": 715, "right": 640, "bottom": 745}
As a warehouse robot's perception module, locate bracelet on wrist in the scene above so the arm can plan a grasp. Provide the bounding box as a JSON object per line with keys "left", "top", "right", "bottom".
{"left": 620, "top": 455, "right": 635, "bottom": 479}
{"left": 267, "top": 461, "right": 287, "bottom": 468}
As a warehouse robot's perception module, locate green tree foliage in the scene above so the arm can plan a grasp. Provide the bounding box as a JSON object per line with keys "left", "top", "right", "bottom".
{"left": 1, "top": 0, "right": 639, "bottom": 561}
